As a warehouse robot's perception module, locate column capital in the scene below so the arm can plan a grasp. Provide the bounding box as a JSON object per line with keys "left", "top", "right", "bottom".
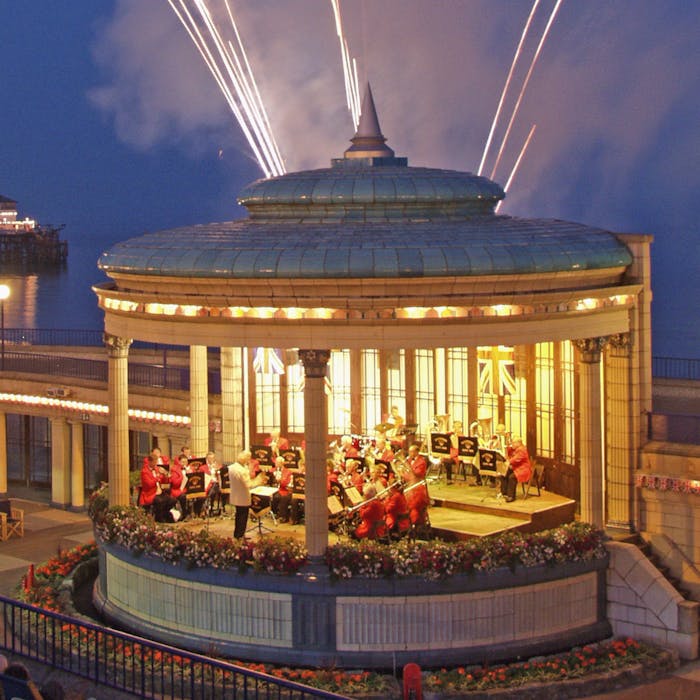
{"left": 608, "top": 332, "right": 632, "bottom": 354}
{"left": 298, "top": 349, "right": 331, "bottom": 377}
{"left": 103, "top": 333, "right": 132, "bottom": 358}
{"left": 574, "top": 336, "right": 609, "bottom": 363}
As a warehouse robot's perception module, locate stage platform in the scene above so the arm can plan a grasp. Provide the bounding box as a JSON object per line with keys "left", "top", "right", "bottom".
{"left": 426, "top": 479, "right": 576, "bottom": 540}
{"left": 179, "top": 478, "right": 576, "bottom": 543}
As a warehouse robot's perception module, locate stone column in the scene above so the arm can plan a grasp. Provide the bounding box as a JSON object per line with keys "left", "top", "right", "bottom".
{"left": 105, "top": 333, "right": 132, "bottom": 506}
{"left": 50, "top": 417, "right": 71, "bottom": 508}
{"left": 605, "top": 333, "right": 635, "bottom": 531}
{"left": 0, "top": 410, "right": 7, "bottom": 498}
{"left": 221, "top": 347, "right": 244, "bottom": 463}
{"left": 190, "top": 345, "right": 209, "bottom": 455}
{"left": 575, "top": 337, "right": 609, "bottom": 528}
{"left": 299, "top": 349, "right": 330, "bottom": 559}
{"left": 70, "top": 421, "right": 85, "bottom": 510}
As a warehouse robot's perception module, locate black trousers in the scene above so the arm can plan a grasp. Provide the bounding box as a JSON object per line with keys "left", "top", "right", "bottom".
{"left": 233, "top": 505, "right": 250, "bottom": 539}
{"left": 501, "top": 469, "right": 517, "bottom": 500}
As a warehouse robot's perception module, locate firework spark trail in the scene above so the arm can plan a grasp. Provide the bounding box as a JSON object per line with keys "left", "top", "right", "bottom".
{"left": 489, "top": 0, "right": 564, "bottom": 181}
{"left": 194, "top": 0, "right": 282, "bottom": 175}
{"left": 331, "top": 0, "right": 361, "bottom": 128}
{"left": 495, "top": 124, "right": 537, "bottom": 213}
{"left": 477, "top": 0, "right": 541, "bottom": 177}
{"left": 167, "top": 0, "right": 284, "bottom": 177}
{"left": 224, "top": 0, "right": 284, "bottom": 172}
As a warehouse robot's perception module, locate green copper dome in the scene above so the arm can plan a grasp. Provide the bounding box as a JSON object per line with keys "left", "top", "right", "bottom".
{"left": 98, "top": 85, "right": 632, "bottom": 280}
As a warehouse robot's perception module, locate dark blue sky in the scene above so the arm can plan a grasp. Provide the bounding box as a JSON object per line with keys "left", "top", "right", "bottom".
{"left": 1, "top": 1, "right": 698, "bottom": 356}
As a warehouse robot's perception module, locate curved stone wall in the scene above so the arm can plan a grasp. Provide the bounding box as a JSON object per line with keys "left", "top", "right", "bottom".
{"left": 94, "top": 543, "right": 610, "bottom": 668}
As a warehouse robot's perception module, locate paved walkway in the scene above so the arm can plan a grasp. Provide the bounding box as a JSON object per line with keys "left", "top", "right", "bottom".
{"left": 1, "top": 498, "right": 699, "bottom": 699}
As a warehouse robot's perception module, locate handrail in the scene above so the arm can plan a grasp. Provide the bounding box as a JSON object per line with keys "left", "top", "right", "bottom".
{"left": 0, "top": 594, "right": 348, "bottom": 699}
{"left": 652, "top": 356, "right": 700, "bottom": 381}
{"left": 0, "top": 350, "right": 222, "bottom": 394}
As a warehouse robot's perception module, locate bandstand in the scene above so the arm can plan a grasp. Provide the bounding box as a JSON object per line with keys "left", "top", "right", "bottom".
{"left": 92, "top": 88, "right": 653, "bottom": 665}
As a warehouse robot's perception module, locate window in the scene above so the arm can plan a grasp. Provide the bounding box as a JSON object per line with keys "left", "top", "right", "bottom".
{"left": 328, "top": 349, "right": 351, "bottom": 434}
{"left": 415, "top": 349, "right": 435, "bottom": 430}
{"left": 286, "top": 361, "right": 305, "bottom": 433}
{"left": 361, "top": 349, "right": 381, "bottom": 433}
{"left": 447, "top": 347, "right": 468, "bottom": 425}
{"left": 535, "top": 342, "right": 555, "bottom": 457}
{"left": 561, "top": 340, "right": 576, "bottom": 463}
{"left": 255, "top": 369, "right": 281, "bottom": 434}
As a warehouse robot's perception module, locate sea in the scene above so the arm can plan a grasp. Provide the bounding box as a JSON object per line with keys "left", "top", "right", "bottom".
{"left": 1, "top": 229, "right": 697, "bottom": 360}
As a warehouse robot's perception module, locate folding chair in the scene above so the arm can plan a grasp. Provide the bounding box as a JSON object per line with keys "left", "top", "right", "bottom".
{"left": 0, "top": 499, "right": 25, "bottom": 540}
{"left": 522, "top": 463, "right": 544, "bottom": 499}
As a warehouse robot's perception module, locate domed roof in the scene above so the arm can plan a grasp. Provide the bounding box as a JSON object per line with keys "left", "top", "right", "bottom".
{"left": 98, "top": 86, "right": 632, "bottom": 280}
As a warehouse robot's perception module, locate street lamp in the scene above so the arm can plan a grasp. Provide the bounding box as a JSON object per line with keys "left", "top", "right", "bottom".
{"left": 0, "top": 283, "right": 10, "bottom": 371}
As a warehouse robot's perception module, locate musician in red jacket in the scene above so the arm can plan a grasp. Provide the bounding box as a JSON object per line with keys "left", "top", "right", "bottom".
{"left": 272, "top": 456, "right": 293, "bottom": 522}
{"left": 139, "top": 455, "right": 176, "bottom": 522}
{"left": 384, "top": 480, "right": 411, "bottom": 537}
{"left": 406, "top": 443, "right": 427, "bottom": 481}
{"left": 264, "top": 429, "right": 290, "bottom": 457}
{"left": 353, "top": 485, "right": 387, "bottom": 540}
{"left": 501, "top": 437, "right": 533, "bottom": 502}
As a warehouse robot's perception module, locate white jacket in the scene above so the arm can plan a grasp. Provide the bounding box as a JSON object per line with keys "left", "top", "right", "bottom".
{"left": 228, "top": 462, "right": 252, "bottom": 506}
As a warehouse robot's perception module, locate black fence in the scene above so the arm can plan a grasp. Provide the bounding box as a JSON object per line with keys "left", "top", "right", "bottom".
{"left": 0, "top": 594, "right": 348, "bottom": 700}
{"left": 0, "top": 351, "right": 221, "bottom": 394}
{"left": 652, "top": 356, "right": 700, "bottom": 381}
{"left": 3, "top": 328, "right": 187, "bottom": 353}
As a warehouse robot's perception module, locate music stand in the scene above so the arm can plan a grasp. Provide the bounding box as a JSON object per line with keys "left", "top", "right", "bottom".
{"left": 251, "top": 445, "right": 273, "bottom": 467}
{"left": 247, "top": 485, "right": 278, "bottom": 535}
{"left": 457, "top": 436, "right": 479, "bottom": 481}
{"left": 477, "top": 449, "right": 506, "bottom": 503}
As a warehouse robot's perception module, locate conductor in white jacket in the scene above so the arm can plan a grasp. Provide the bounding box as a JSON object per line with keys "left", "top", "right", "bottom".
{"left": 229, "top": 450, "right": 253, "bottom": 539}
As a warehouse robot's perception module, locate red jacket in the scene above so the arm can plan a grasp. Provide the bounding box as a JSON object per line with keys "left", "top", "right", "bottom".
{"left": 169, "top": 466, "right": 184, "bottom": 498}
{"left": 407, "top": 454, "right": 427, "bottom": 480}
{"left": 406, "top": 483, "right": 429, "bottom": 526}
{"left": 384, "top": 490, "right": 411, "bottom": 533}
{"left": 355, "top": 499, "right": 387, "bottom": 540}
{"left": 139, "top": 464, "right": 170, "bottom": 506}
{"left": 506, "top": 444, "right": 532, "bottom": 483}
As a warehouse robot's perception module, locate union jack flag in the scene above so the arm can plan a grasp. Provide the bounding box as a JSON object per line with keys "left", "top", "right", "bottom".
{"left": 253, "top": 347, "right": 285, "bottom": 375}
{"left": 478, "top": 357, "right": 517, "bottom": 396}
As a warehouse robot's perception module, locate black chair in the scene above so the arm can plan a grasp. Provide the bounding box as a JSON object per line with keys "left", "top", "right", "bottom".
{"left": 522, "top": 463, "right": 545, "bottom": 499}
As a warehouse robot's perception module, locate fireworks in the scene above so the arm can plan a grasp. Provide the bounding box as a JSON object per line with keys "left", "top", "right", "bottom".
{"left": 166, "top": 0, "right": 285, "bottom": 178}
{"left": 330, "top": 0, "right": 362, "bottom": 129}
{"left": 488, "top": 0, "right": 564, "bottom": 181}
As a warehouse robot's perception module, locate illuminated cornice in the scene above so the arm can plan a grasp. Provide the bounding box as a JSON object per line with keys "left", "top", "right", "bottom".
{"left": 0, "top": 393, "right": 191, "bottom": 426}
{"left": 99, "top": 294, "right": 635, "bottom": 321}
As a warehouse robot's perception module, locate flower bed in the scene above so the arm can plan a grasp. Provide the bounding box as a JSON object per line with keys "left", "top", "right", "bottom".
{"left": 423, "top": 638, "right": 678, "bottom": 697}
{"left": 94, "top": 505, "right": 308, "bottom": 574}
{"left": 90, "top": 484, "right": 605, "bottom": 580}
{"left": 324, "top": 521, "right": 605, "bottom": 580}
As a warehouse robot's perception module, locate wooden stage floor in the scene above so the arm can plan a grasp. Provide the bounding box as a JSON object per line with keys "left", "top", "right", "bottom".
{"left": 180, "top": 479, "right": 576, "bottom": 543}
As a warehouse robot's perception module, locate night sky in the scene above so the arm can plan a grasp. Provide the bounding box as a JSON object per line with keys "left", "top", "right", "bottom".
{"left": 1, "top": 1, "right": 698, "bottom": 355}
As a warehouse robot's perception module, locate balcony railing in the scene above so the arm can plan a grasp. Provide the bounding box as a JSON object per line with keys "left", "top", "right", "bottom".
{"left": 0, "top": 351, "right": 221, "bottom": 394}
{"left": 0, "top": 594, "right": 348, "bottom": 700}
{"left": 652, "top": 356, "right": 700, "bottom": 381}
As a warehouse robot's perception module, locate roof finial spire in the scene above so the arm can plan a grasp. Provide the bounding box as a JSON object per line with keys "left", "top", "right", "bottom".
{"left": 344, "top": 83, "right": 395, "bottom": 160}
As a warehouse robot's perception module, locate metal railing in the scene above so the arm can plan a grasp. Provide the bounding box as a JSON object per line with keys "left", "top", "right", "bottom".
{"left": 0, "top": 594, "right": 348, "bottom": 700}
{"left": 652, "top": 356, "right": 700, "bottom": 381}
{"left": 0, "top": 350, "right": 223, "bottom": 393}
{"left": 3, "top": 328, "right": 184, "bottom": 352}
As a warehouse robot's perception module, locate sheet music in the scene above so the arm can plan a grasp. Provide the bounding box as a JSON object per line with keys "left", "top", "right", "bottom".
{"left": 251, "top": 485, "right": 279, "bottom": 497}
